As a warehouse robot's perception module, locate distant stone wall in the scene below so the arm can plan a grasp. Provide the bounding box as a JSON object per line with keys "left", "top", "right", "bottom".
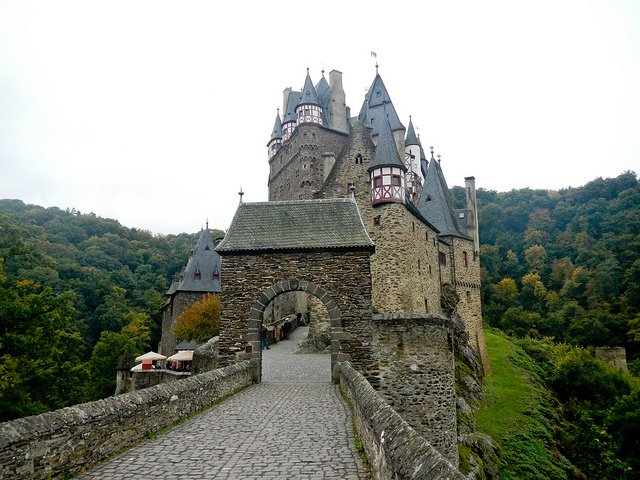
{"left": 0, "top": 362, "right": 253, "bottom": 480}
{"left": 334, "top": 361, "right": 466, "bottom": 480}
{"left": 372, "top": 314, "right": 458, "bottom": 465}
{"left": 596, "top": 346, "right": 628, "bottom": 371}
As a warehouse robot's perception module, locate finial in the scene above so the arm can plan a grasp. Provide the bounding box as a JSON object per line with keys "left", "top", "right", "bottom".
{"left": 306, "top": 66, "right": 309, "bottom": 75}
{"left": 437, "top": 154, "right": 441, "bottom": 163}
{"left": 321, "top": 67, "right": 325, "bottom": 77}
{"left": 430, "top": 146, "right": 435, "bottom": 160}
{"left": 238, "top": 187, "right": 244, "bottom": 204}
{"left": 349, "top": 184, "right": 356, "bottom": 198}
{"left": 206, "top": 218, "right": 209, "bottom": 230}
{"left": 375, "top": 62, "right": 379, "bottom": 74}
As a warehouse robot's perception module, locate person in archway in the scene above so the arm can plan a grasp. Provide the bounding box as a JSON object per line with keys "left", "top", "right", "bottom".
{"left": 283, "top": 317, "right": 291, "bottom": 339}
{"left": 296, "top": 311, "right": 303, "bottom": 326}
{"left": 260, "top": 322, "right": 270, "bottom": 350}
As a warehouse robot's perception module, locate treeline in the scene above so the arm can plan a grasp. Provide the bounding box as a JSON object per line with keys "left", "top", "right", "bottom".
{"left": 0, "top": 200, "right": 222, "bottom": 420}
{"left": 452, "top": 171, "right": 640, "bottom": 369}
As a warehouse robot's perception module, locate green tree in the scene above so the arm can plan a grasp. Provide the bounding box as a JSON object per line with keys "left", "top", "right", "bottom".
{"left": 86, "top": 313, "right": 151, "bottom": 400}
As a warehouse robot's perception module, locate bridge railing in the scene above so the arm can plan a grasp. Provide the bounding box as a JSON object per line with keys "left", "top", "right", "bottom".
{"left": 333, "top": 361, "right": 467, "bottom": 480}
{"left": 0, "top": 361, "right": 253, "bottom": 480}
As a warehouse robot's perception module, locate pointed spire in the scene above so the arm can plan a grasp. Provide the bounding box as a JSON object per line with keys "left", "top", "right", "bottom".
{"left": 405, "top": 116, "right": 419, "bottom": 146}
{"left": 170, "top": 227, "right": 221, "bottom": 294}
{"left": 417, "top": 149, "right": 467, "bottom": 237}
{"left": 269, "top": 109, "right": 282, "bottom": 142}
{"left": 358, "top": 70, "right": 404, "bottom": 135}
{"left": 369, "top": 111, "right": 407, "bottom": 172}
{"left": 298, "top": 69, "right": 320, "bottom": 107}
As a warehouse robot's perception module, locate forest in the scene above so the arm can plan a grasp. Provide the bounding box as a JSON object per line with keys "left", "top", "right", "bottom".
{"left": 1, "top": 171, "right": 639, "bottom": 477}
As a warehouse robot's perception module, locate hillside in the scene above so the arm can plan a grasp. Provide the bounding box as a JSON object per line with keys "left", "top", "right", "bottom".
{"left": 0, "top": 199, "right": 223, "bottom": 418}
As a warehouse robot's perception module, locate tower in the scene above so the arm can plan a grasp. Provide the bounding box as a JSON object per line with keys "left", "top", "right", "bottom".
{"left": 267, "top": 110, "right": 282, "bottom": 160}
{"left": 404, "top": 116, "right": 422, "bottom": 203}
{"left": 296, "top": 69, "right": 323, "bottom": 126}
{"left": 369, "top": 113, "right": 407, "bottom": 206}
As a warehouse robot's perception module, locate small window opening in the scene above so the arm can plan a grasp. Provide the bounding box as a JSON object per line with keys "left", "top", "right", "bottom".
{"left": 373, "top": 215, "right": 381, "bottom": 226}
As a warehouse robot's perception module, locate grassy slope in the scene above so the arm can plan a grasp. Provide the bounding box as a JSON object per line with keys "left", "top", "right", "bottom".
{"left": 474, "top": 329, "right": 575, "bottom": 479}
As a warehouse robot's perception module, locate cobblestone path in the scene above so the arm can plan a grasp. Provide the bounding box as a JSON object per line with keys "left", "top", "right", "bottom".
{"left": 78, "top": 326, "right": 367, "bottom": 479}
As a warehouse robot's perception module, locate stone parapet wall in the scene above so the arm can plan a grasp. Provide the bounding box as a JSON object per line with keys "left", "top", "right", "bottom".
{"left": 372, "top": 314, "right": 458, "bottom": 465}
{"left": 334, "top": 361, "right": 466, "bottom": 480}
{"left": 0, "top": 362, "right": 253, "bottom": 480}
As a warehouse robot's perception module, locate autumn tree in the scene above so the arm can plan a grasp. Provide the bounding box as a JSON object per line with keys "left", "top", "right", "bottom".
{"left": 173, "top": 294, "right": 221, "bottom": 342}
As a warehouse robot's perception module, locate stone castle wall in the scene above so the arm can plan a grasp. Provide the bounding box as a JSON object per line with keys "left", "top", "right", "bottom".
{"left": 217, "top": 249, "right": 377, "bottom": 386}
{"left": 334, "top": 361, "right": 465, "bottom": 480}
{"left": 450, "top": 236, "right": 489, "bottom": 373}
{"left": 269, "top": 125, "right": 349, "bottom": 201}
{"left": 371, "top": 314, "right": 458, "bottom": 465}
{"left": 0, "top": 362, "right": 253, "bottom": 480}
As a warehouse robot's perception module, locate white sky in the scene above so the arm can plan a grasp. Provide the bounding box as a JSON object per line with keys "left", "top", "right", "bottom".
{"left": 1, "top": 0, "right": 639, "bottom": 235}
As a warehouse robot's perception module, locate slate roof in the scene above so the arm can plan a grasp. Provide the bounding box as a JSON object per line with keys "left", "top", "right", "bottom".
{"left": 169, "top": 228, "right": 222, "bottom": 293}
{"left": 175, "top": 340, "right": 200, "bottom": 351}
{"left": 405, "top": 117, "right": 419, "bottom": 146}
{"left": 370, "top": 113, "right": 407, "bottom": 172}
{"left": 298, "top": 70, "right": 320, "bottom": 107}
{"left": 315, "top": 74, "right": 331, "bottom": 125}
{"left": 216, "top": 198, "right": 375, "bottom": 252}
{"left": 358, "top": 73, "right": 404, "bottom": 135}
{"left": 417, "top": 156, "right": 469, "bottom": 238}
{"left": 283, "top": 91, "right": 301, "bottom": 125}
{"left": 269, "top": 111, "right": 282, "bottom": 144}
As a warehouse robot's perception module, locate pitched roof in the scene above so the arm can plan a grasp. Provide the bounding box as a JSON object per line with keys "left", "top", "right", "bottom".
{"left": 171, "top": 228, "right": 222, "bottom": 293}
{"left": 417, "top": 156, "right": 469, "bottom": 238}
{"left": 283, "top": 91, "right": 301, "bottom": 125}
{"left": 405, "top": 117, "right": 419, "bottom": 146}
{"left": 298, "top": 70, "right": 320, "bottom": 107}
{"left": 268, "top": 111, "right": 282, "bottom": 144}
{"left": 369, "top": 113, "right": 407, "bottom": 172}
{"left": 315, "top": 74, "right": 330, "bottom": 108}
{"left": 217, "top": 198, "right": 375, "bottom": 253}
{"left": 358, "top": 73, "right": 404, "bottom": 135}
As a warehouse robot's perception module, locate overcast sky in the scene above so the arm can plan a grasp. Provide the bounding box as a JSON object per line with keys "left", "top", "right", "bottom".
{"left": 1, "top": 1, "right": 639, "bottom": 235}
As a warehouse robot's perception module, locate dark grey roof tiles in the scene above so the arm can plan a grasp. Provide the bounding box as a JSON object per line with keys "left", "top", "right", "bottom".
{"left": 298, "top": 71, "right": 320, "bottom": 107}
{"left": 283, "top": 91, "right": 301, "bottom": 125}
{"left": 269, "top": 111, "right": 282, "bottom": 143}
{"left": 315, "top": 74, "right": 330, "bottom": 108}
{"left": 217, "top": 198, "right": 375, "bottom": 252}
{"left": 405, "top": 117, "right": 419, "bottom": 146}
{"left": 370, "top": 113, "right": 407, "bottom": 172}
{"left": 359, "top": 73, "right": 404, "bottom": 135}
{"left": 417, "top": 158, "right": 469, "bottom": 238}
{"left": 175, "top": 340, "right": 200, "bottom": 351}
{"left": 172, "top": 228, "right": 222, "bottom": 293}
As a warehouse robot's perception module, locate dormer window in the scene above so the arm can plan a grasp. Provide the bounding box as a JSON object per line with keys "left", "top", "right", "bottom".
{"left": 205, "top": 245, "right": 210, "bottom": 251}
{"left": 194, "top": 269, "right": 201, "bottom": 280}
{"left": 212, "top": 270, "right": 220, "bottom": 281}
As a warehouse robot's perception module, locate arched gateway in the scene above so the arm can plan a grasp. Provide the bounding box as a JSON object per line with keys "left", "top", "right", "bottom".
{"left": 215, "top": 198, "right": 376, "bottom": 384}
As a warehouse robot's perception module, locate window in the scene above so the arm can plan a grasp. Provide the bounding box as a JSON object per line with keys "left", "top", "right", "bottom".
{"left": 373, "top": 176, "right": 383, "bottom": 188}
{"left": 412, "top": 222, "right": 415, "bottom": 232}
{"left": 463, "top": 251, "right": 468, "bottom": 267}
{"left": 418, "top": 259, "right": 421, "bottom": 270}
{"left": 213, "top": 271, "right": 220, "bottom": 281}
{"left": 373, "top": 215, "right": 381, "bottom": 226}
{"left": 392, "top": 175, "right": 402, "bottom": 186}
{"left": 439, "top": 252, "right": 447, "bottom": 266}
{"left": 194, "top": 269, "right": 201, "bottom": 280}
{"left": 355, "top": 154, "right": 363, "bottom": 165}
{"left": 425, "top": 231, "right": 428, "bottom": 241}
{"left": 424, "top": 298, "right": 429, "bottom": 313}
{"left": 466, "top": 291, "right": 471, "bottom": 302}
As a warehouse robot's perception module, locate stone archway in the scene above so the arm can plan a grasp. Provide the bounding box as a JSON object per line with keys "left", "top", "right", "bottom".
{"left": 246, "top": 279, "right": 341, "bottom": 382}
{"left": 215, "top": 198, "right": 377, "bottom": 386}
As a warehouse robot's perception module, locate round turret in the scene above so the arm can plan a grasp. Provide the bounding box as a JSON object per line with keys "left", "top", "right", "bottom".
{"left": 295, "top": 69, "right": 323, "bottom": 126}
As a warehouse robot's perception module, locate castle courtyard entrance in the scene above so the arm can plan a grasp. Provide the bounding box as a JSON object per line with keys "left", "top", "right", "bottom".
{"left": 215, "top": 199, "right": 377, "bottom": 384}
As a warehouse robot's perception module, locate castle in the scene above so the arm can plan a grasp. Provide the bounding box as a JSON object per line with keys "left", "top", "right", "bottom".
{"left": 266, "top": 66, "right": 489, "bottom": 370}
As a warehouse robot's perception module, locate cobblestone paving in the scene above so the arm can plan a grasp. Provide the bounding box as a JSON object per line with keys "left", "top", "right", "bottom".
{"left": 78, "top": 327, "right": 367, "bottom": 479}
